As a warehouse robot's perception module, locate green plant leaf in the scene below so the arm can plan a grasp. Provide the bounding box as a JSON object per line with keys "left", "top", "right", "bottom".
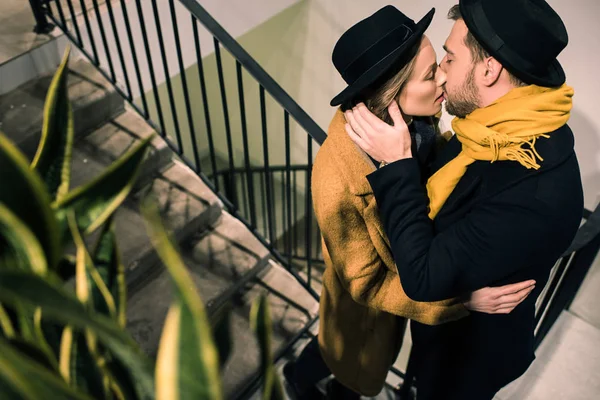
{"left": 142, "top": 199, "right": 222, "bottom": 400}
{"left": 54, "top": 135, "right": 153, "bottom": 237}
{"left": 0, "top": 133, "right": 60, "bottom": 271}
{"left": 210, "top": 304, "right": 232, "bottom": 370}
{"left": 0, "top": 202, "right": 48, "bottom": 275}
{"left": 33, "top": 308, "right": 59, "bottom": 371}
{"left": 0, "top": 270, "right": 155, "bottom": 399}
{"left": 250, "top": 296, "right": 284, "bottom": 400}
{"left": 0, "top": 304, "right": 15, "bottom": 339}
{"left": 58, "top": 327, "right": 106, "bottom": 397}
{"left": 68, "top": 212, "right": 116, "bottom": 318}
{"left": 7, "top": 337, "right": 58, "bottom": 372}
{"left": 0, "top": 338, "right": 93, "bottom": 400}
{"left": 93, "top": 219, "right": 126, "bottom": 327}
{"left": 31, "top": 46, "right": 74, "bottom": 204}
{"left": 105, "top": 358, "right": 140, "bottom": 400}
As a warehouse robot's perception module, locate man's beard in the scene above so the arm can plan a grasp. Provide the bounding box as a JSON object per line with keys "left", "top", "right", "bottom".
{"left": 444, "top": 66, "right": 480, "bottom": 118}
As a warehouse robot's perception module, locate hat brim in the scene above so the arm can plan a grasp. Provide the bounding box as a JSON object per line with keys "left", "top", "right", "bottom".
{"left": 460, "top": 0, "right": 565, "bottom": 87}
{"left": 330, "top": 8, "right": 435, "bottom": 107}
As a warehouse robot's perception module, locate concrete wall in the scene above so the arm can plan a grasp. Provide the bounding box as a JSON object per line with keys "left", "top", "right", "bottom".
{"left": 229, "top": 0, "right": 600, "bottom": 210}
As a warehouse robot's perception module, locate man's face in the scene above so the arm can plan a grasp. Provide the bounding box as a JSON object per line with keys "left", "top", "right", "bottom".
{"left": 440, "top": 20, "right": 481, "bottom": 118}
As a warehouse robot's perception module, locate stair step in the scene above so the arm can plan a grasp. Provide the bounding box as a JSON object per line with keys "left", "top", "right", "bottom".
{"left": 0, "top": 58, "right": 123, "bottom": 159}
{"left": 220, "top": 261, "right": 319, "bottom": 398}
{"left": 126, "top": 207, "right": 319, "bottom": 398}
{"left": 73, "top": 108, "right": 171, "bottom": 190}
{"left": 124, "top": 159, "right": 223, "bottom": 289}
{"left": 496, "top": 311, "right": 600, "bottom": 400}
{"left": 126, "top": 211, "right": 268, "bottom": 356}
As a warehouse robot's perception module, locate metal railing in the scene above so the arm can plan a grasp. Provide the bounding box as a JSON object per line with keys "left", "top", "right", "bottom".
{"left": 34, "top": 0, "right": 326, "bottom": 298}
{"left": 27, "top": 1, "right": 600, "bottom": 398}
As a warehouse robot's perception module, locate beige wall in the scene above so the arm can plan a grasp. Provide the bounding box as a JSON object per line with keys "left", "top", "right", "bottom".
{"left": 232, "top": 0, "right": 600, "bottom": 210}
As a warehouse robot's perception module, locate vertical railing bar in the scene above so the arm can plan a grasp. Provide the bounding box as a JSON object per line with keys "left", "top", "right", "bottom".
{"left": 280, "top": 170, "right": 286, "bottom": 253}
{"left": 236, "top": 61, "right": 257, "bottom": 229}
{"left": 78, "top": 0, "right": 99, "bottom": 63}
{"left": 270, "top": 170, "right": 278, "bottom": 246}
{"left": 63, "top": 0, "right": 83, "bottom": 46}
{"left": 260, "top": 171, "right": 268, "bottom": 238}
{"left": 134, "top": 0, "right": 166, "bottom": 135}
{"left": 119, "top": 0, "right": 149, "bottom": 117}
{"left": 91, "top": 0, "right": 117, "bottom": 81}
{"left": 192, "top": 17, "right": 218, "bottom": 190}
{"left": 293, "top": 170, "right": 298, "bottom": 257}
{"left": 214, "top": 38, "right": 236, "bottom": 200}
{"left": 30, "top": 0, "right": 53, "bottom": 34}
{"left": 241, "top": 172, "right": 250, "bottom": 221}
{"left": 260, "top": 86, "right": 275, "bottom": 244}
{"left": 306, "top": 138, "right": 313, "bottom": 288}
{"left": 105, "top": 0, "right": 133, "bottom": 101}
{"left": 44, "top": 0, "right": 56, "bottom": 19}
{"left": 285, "top": 112, "right": 293, "bottom": 268}
{"left": 53, "top": 0, "right": 69, "bottom": 35}
{"left": 169, "top": 0, "right": 201, "bottom": 169}
{"left": 150, "top": 0, "right": 183, "bottom": 153}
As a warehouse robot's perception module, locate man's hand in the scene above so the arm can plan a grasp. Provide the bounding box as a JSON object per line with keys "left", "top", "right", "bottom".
{"left": 465, "top": 280, "right": 536, "bottom": 314}
{"left": 345, "top": 101, "right": 412, "bottom": 163}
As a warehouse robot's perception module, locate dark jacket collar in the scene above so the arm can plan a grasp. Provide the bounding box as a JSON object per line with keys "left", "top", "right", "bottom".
{"left": 433, "top": 124, "right": 576, "bottom": 217}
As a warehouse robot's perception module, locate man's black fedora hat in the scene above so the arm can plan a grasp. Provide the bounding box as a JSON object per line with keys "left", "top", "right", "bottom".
{"left": 459, "top": 0, "right": 568, "bottom": 87}
{"left": 330, "top": 6, "right": 435, "bottom": 107}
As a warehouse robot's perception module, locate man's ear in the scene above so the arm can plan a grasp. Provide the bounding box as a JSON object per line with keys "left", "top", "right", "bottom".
{"left": 481, "top": 57, "right": 503, "bottom": 87}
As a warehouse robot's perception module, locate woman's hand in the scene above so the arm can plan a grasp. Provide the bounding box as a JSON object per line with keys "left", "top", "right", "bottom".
{"left": 345, "top": 101, "right": 412, "bottom": 163}
{"left": 464, "top": 280, "right": 536, "bottom": 314}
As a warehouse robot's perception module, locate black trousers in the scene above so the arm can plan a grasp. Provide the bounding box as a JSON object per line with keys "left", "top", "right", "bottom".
{"left": 292, "top": 336, "right": 361, "bottom": 399}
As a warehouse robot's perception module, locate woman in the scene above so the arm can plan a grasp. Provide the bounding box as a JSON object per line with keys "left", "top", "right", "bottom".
{"left": 284, "top": 6, "right": 535, "bottom": 399}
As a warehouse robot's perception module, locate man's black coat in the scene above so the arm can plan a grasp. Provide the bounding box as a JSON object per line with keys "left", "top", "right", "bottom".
{"left": 367, "top": 125, "right": 583, "bottom": 399}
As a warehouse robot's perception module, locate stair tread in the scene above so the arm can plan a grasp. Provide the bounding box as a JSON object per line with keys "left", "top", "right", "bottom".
{"left": 0, "top": 58, "right": 123, "bottom": 158}
{"left": 73, "top": 108, "right": 170, "bottom": 189}
{"left": 126, "top": 209, "right": 318, "bottom": 397}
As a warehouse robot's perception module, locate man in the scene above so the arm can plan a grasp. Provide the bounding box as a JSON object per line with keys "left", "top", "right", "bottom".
{"left": 345, "top": 0, "right": 583, "bottom": 399}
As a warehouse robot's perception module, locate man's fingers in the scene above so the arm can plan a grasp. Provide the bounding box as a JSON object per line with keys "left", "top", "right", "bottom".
{"left": 388, "top": 101, "right": 407, "bottom": 129}
{"left": 498, "top": 280, "right": 536, "bottom": 297}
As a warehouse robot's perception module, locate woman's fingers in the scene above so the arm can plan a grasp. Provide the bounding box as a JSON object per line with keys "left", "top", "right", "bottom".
{"left": 346, "top": 123, "right": 369, "bottom": 151}
{"left": 352, "top": 105, "right": 373, "bottom": 134}
{"left": 356, "top": 103, "right": 384, "bottom": 129}
{"left": 496, "top": 280, "right": 536, "bottom": 298}
{"left": 388, "top": 101, "right": 407, "bottom": 129}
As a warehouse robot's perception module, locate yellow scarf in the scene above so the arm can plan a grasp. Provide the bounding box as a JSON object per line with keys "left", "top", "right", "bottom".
{"left": 426, "top": 84, "right": 574, "bottom": 219}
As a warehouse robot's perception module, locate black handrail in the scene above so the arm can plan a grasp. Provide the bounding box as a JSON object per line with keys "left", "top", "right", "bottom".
{"left": 176, "top": 0, "right": 327, "bottom": 145}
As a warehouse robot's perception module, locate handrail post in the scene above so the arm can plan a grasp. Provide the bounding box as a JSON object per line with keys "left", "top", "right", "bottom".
{"left": 29, "top": 0, "right": 54, "bottom": 34}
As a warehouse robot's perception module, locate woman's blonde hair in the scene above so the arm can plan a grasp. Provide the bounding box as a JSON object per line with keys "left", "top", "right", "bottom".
{"left": 342, "top": 50, "right": 419, "bottom": 125}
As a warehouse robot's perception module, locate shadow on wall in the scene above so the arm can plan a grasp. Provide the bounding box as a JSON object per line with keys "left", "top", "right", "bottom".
{"left": 138, "top": 1, "right": 316, "bottom": 184}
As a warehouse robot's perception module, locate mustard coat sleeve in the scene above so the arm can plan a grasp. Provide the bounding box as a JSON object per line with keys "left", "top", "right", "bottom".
{"left": 315, "top": 185, "right": 464, "bottom": 318}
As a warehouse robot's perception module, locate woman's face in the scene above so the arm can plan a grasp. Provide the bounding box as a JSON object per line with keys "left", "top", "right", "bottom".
{"left": 398, "top": 36, "right": 446, "bottom": 117}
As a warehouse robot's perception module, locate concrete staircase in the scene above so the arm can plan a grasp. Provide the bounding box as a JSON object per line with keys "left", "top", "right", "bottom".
{"left": 0, "top": 55, "right": 318, "bottom": 399}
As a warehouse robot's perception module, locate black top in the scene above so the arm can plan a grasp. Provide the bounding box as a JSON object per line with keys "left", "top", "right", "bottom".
{"left": 366, "top": 124, "right": 583, "bottom": 396}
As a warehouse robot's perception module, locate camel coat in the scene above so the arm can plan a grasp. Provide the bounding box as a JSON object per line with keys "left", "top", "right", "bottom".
{"left": 312, "top": 110, "right": 468, "bottom": 396}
